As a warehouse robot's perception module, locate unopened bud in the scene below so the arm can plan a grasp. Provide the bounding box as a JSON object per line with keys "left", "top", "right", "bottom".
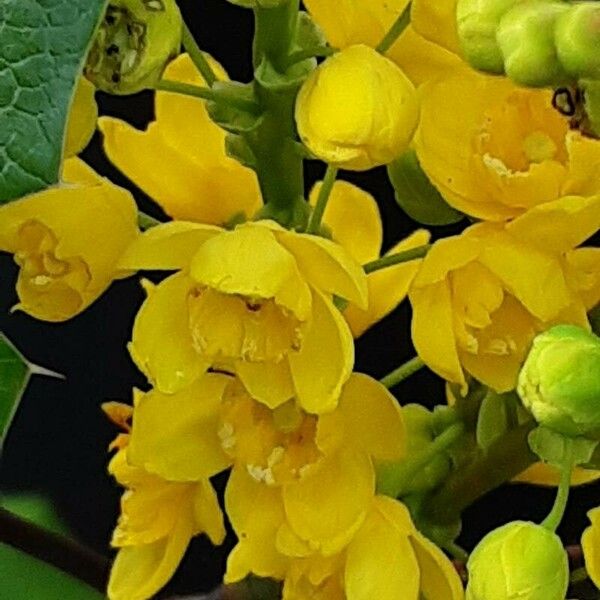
{"left": 85, "top": 0, "right": 182, "bottom": 95}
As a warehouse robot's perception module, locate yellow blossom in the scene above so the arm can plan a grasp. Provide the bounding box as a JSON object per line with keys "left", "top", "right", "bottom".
{"left": 295, "top": 44, "right": 419, "bottom": 171}
{"left": 414, "top": 70, "right": 600, "bottom": 221}
{"left": 64, "top": 77, "right": 98, "bottom": 158}
{"left": 582, "top": 507, "right": 600, "bottom": 590}
{"left": 0, "top": 159, "right": 139, "bottom": 321}
{"left": 98, "top": 53, "right": 261, "bottom": 225}
{"left": 308, "top": 180, "right": 431, "bottom": 336}
{"left": 303, "top": 0, "right": 465, "bottom": 86}
{"left": 103, "top": 401, "right": 226, "bottom": 600}
{"left": 119, "top": 219, "right": 367, "bottom": 413}
{"left": 409, "top": 194, "right": 600, "bottom": 392}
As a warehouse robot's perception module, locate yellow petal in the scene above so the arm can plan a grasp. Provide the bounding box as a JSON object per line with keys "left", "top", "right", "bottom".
{"left": 310, "top": 180, "right": 382, "bottom": 265}
{"left": 108, "top": 508, "right": 193, "bottom": 600}
{"left": 288, "top": 289, "right": 354, "bottom": 414}
{"left": 235, "top": 359, "right": 295, "bottom": 410}
{"left": 506, "top": 195, "right": 600, "bottom": 255}
{"left": 129, "top": 274, "right": 209, "bottom": 393}
{"left": 128, "top": 374, "right": 232, "bottom": 481}
{"left": 283, "top": 449, "right": 373, "bottom": 555}
{"left": 410, "top": 532, "right": 465, "bottom": 600}
{"left": 316, "top": 373, "right": 406, "bottom": 461}
{"left": 155, "top": 54, "right": 229, "bottom": 161}
{"left": 410, "top": 0, "right": 460, "bottom": 54}
{"left": 563, "top": 131, "right": 600, "bottom": 197}
{"left": 64, "top": 77, "right": 97, "bottom": 158}
{"left": 0, "top": 169, "right": 138, "bottom": 321}
{"left": 193, "top": 479, "right": 227, "bottom": 546}
{"left": 459, "top": 295, "right": 536, "bottom": 392}
{"left": 345, "top": 229, "right": 431, "bottom": 336}
{"left": 388, "top": 26, "right": 467, "bottom": 87}
{"left": 410, "top": 281, "right": 466, "bottom": 388}
{"left": 513, "top": 463, "right": 600, "bottom": 486}
{"left": 276, "top": 229, "right": 368, "bottom": 309}
{"left": 117, "top": 221, "right": 222, "bottom": 271}
{"left": 583, "top": 507, "right": 600, "bottom": 589}
{"left": 61, "top": 157, "right": 105, "bottom": 186}
{"left": 345, "top": 498, "right": 420, "bottom": 600}
{"left": 565, "top": 248, "right": 600, "bottom": 310}
{"left": 478, "top": 232, "right": 572, "bottom": 321}
{"left": 224, "top": 466, "right": 289, "bottom": 583}
{"left": 190, "top": 224, "right": 312, "bottom": 320}
{"left": 99, "top": 117, "right": 261, "bottom": 225}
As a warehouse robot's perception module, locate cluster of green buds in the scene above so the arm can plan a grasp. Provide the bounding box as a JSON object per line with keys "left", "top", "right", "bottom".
{"left": 85, "top": 0, "right": 182, "bottom": 95}
{"left": 466, "top": 521, "right": 569, "bottom": 600}
{"left": 456, "top": 0, "right": 600, "bottom": 136}
{"left": 517, "top": 325, "right": 600, "bottom": 439}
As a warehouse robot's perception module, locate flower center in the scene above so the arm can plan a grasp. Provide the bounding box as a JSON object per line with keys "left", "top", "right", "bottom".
{"left": 188, "top": 287, "right": 304, "bottom": 362}
{"left": 218, "top": 383, "right": 322, "bottom": 486}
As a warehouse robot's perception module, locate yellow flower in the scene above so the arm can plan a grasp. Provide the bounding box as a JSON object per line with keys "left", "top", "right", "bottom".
{"left": 582, "top": 507, "right": 600, "bottom": 590}
{"left": 103, "top": 401, "right": 226, "bottom": 600}
{"left": 222, "top": 373, "right": 405, "bottom": 580}
{"left": 409, "top": 195, "right": 600, "bottom": 392}
{"left": 414, "top": 70, "right": 600, "bottom": 221}
{"left": 303, "top": 0, "right": 465, "bottom": 86}
{"left": 98, "top": 53, "right": 261, "bottom": 225}
{"left": 64, "top": 77, "right": 98, "bottom": 158}
{"left": 295, "top": 45, "right": 419, "bottom": 171}
{"left": 119, "top": 219, "right": 367, "bottom": 413}
{"left": 307, "top": 180, "right": 431, "bottom": 336}
{"left": 0, "top": 159, "right": 139, "bottom": 321}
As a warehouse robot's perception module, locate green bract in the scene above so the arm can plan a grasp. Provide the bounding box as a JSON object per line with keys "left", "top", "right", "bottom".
{"left": 456, "top": 0, "right": 520, "bottom": 73}
{"left": 85, "top": 0, "right": 182, "bottom": 95}
{"left": 517, "top": 325, "right": 600, "bottom": 438}
{"left": 555, "top": 3, "right": 600, "bottom": 80}
{"left": 466, "top": 521, "right": 569, "bottom": 600}
{"left": 496, "top": 0, "right": 569, "bottom": 87}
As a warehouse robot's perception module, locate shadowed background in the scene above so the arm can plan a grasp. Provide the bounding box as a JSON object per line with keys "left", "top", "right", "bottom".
{"left": 0, "top": 0, "right": 598, "bottom": 596}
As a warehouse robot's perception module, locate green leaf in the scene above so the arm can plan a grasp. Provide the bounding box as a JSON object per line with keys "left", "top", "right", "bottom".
{"left": 0, "top": 333, "right": 61, "bottom": 451}
{"left": 0, "top": 0, "right": 107, "bottom": 203}
{"left": 0, "top": 334, "right": 30, "bottom": 449}
{"left": 387, "top": 150, "right": 464, "bottom": 226}
{"left": 0, "top": 543, "right": 103, "bottom": 599}
{"left": 1, "top": 494, "right": 70, "bottom": 536}
{"left": 528, "top": 425, "right": 599, "bottom": 468}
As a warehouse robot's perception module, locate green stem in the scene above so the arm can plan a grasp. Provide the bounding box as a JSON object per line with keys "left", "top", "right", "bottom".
{"left": 306, "top": 165, "right": 338, "bottom": 234}
{"left": 155, "top": 80, "right": 260, "bottom": 113}
{"left": 380, "top": 356, "right": 425, "bottom": 388}
{"left": 376, "top": 2, "right": 412, "bottom": 54}
{"left": 424, "top": 420, "right": 538, "bottom": 524}
{"left": 253, "top": 1, "right": 300, "bottom": 71}
{"left": 138, "top": 211, "right": 161, "bottom": 230}
{"left": 182, "top": 23, "right": 217, "bottom": 87}
{"left": 443, "top": 541, "right": 470, "bottom": 563}
{"left": 542, "top": 440, "right": 574, "bottom": 532}
{"left": 363, "top": 244, "right": 431, "bottom": 274}
{"left": 284, "top": 46, "right": 336, "bottom": 69}
{"left": 387, "top": 422, "right": 466, "bottom": 497}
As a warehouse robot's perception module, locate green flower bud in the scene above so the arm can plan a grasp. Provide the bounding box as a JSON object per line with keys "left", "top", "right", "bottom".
{"left": 85, "top": 0, "right": 182, "bottom": 95}
{"left": 517, "top": 325, "right": 600, "bottom": 438}
{"left": 496, "top": 0, "right": 570, "bottom": 88}
{"left": 555, "top": 3, "right": 600, "bottom": 80}
{"left": 466, "top": 521, "right": 569, "bottom": 600}
{"left": 456, "top": 0, "right": 520, "bottom": 74}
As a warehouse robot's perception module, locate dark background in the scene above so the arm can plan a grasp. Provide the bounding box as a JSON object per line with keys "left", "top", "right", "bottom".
{"left": 0, "top": 0, "right": 598, "bottom": 596}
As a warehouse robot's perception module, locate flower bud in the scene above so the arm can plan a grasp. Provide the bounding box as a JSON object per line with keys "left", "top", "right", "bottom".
{"left": 456, "top": 0, "right": 520, "bottom": 74}
{"left": 517, "top": 325, "right": 600, "bottom": 438}
{"left": 466, "top": 521, "right": 569, "bottom": 600}
{"left": 295, "top": 44, "right": 419, "bottom": 171}
{"left": 555, "top": 3, "right": 600, "bottom": 80}
{"left": 85, "top": 0, "right": 182, "bottom": 95}
{"left": 496, "top": 1, "right": 570, "bottom": 87}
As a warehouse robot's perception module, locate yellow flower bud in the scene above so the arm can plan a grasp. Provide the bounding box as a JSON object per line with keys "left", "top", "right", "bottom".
{"left": 85, "top": 0, "right": 182, "bottom": 95}
{"left": 295, "top": 44, "right": 419, "bottom": 171}
{"left": 0, "top": 159, "right": 139, "bottom": 321}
